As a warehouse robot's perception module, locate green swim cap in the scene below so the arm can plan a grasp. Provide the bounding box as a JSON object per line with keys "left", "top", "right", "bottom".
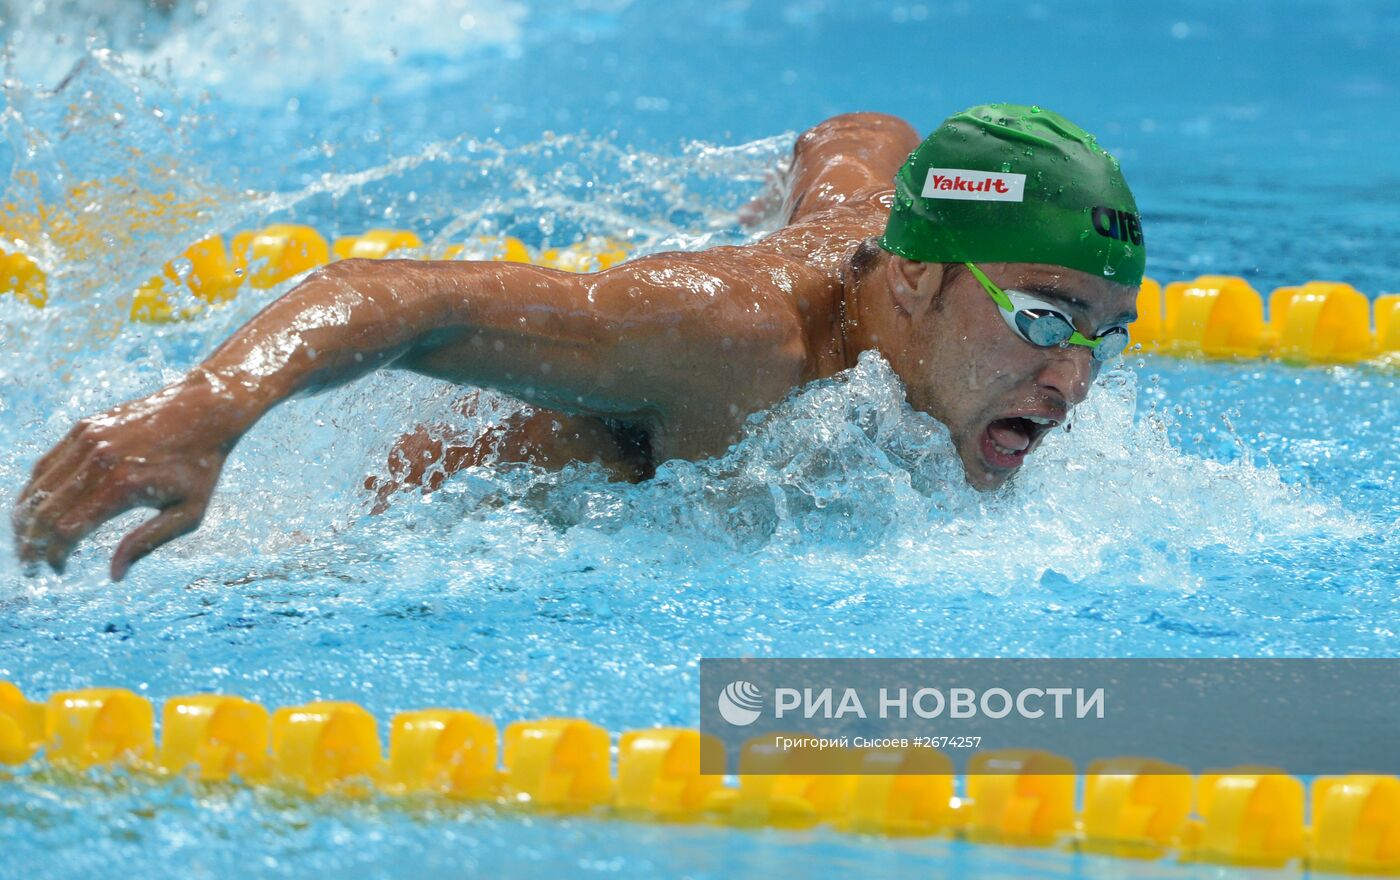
{"left": 879, "top": 104, "right": 1145, "bottom": 286}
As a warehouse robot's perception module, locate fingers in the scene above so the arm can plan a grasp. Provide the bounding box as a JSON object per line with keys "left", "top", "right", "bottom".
{"left": 17, "top": 427, "right": 88, "bottom": 508}
{"left": 11, "top": 490, "right": 45, "bottom": 566}
{"left": 44, "top": 531, "right": 69, "bottom": 575}
{"left": 14, "top": 455, "right": 126, "bottom": 571}
{"left": 369, "top": 481, "right": 398, "bottom": 516}
{"left": 387, "top": 429, "right": 444, "bottom": 485}
{"left": 15, "top": 421, "right": 110, "bottom": 560}
{"left": 110, "top": 501, "right": 203, "bottom": 582}
{"left": 14, "top": 391, "right": 225, "bottom": 579}
{"left": 18, "top": 476, "right": 135, "bottom": 575}
{"left": 42, "top": 480, "right": 158, "bottom": 574}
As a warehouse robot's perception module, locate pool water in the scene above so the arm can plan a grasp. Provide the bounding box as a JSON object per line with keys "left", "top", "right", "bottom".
{"left": 1, "top": 1, "right": 1397, "bottom": 877}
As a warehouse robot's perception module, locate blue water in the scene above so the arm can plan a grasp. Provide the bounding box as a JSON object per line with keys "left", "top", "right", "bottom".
{"left": 1, "top": 1, "right": 1397, "bottom": 877}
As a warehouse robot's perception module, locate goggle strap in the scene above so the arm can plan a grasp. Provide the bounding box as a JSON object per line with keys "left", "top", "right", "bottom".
{"left": 964, "top": 262, "right": 1015, "bottom": 312}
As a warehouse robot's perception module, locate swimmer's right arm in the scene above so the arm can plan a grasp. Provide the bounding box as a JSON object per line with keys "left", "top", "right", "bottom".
{"left": 742, "top": 112, "right": 920, "bottom": 229}
{"left": 783, "top": 111, "right": 921, "bottom": 222}
{"left": 13, "top": 257, "right": 482, "bottom": 581}
{"left": 13, "top": 253, "right": 803, "bottom": 579}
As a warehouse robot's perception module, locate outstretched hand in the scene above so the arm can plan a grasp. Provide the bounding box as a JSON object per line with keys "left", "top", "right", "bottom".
{"left": 11, "top": 382, "right": 233, "bottom": 580}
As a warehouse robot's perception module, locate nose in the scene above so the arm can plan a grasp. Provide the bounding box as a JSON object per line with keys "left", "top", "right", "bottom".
{"left": 1035, "top": 344, "right": 1096, "bottom": 407}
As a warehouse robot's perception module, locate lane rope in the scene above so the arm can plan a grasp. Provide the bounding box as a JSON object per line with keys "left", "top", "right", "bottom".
{"left": 3, "top": 224, "right": 1397, "bottom": 366}
{"left": 3, "top": 682, "right": 1398, "bottom": 873}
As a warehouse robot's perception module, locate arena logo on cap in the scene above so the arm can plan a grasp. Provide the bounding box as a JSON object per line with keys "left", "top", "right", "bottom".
{"left": 921, "top": 168, "right": 1026, "bottom": 202}
{"left": 1091, "top": 206, "right": 1144, "bottom": 245}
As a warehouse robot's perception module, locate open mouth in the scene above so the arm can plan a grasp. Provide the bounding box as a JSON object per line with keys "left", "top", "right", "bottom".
{"left": 978, "top": 414, "right": 1059, "bottom": 470}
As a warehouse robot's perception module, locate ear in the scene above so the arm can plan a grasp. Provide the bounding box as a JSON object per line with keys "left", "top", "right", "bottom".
{"left": 884, "top": 256, "right": 944, "bottom": 318}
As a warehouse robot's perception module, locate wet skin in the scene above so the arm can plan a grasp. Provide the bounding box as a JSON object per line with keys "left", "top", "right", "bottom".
{"left": 12, "top": 112, "right": 1138, "bottom": 579}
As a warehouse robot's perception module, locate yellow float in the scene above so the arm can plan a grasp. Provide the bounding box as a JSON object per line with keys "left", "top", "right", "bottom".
{"left": 963, "top": 749, "right": 1076, "bottom": 846}
{"left": 614, "top": 727, "right": 722, "bottom": 820}
{"left": 158, "top": 694, "right": 270, "bottom": 781}
{"left": 385, "top": 709, "right": 499, "bottom": 797}
{"left": 1269, "top": 281, "right": 1374, "bottom": 364}
{"left": 269, "top": 701, "right": 382, "bottom": 795}
{"left": 0, "top": 249, "right": 47, "bottom": 308}
{"left": 1162, "top": 275, "right": 1269, "bottom": 358}
{"left": 1080, "top": 757, "right": 1192, "bottom": 858}
{"left": 44, "top": 687, "right": 155, "bottom": 769}
{"left": 502, "top": 717, "right": 612, "bottom": 810}
{"left": 333, "top": 229, "right": 423, "bottom": 260}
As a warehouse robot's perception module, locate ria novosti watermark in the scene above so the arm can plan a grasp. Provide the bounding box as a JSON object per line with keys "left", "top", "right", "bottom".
{"left": 699, "top": 659, "right": 1400, "bottom": 775}
{"left": 721, "top": 681, "right": 1104, "bottom": 725}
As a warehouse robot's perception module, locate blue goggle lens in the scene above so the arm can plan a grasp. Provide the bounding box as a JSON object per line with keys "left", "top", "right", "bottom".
{"left": 1014, "top": 310, "right": 1075, "bottom": 347}
{"left": 1013, "top": 310, "right": 1129, "bottom": 361}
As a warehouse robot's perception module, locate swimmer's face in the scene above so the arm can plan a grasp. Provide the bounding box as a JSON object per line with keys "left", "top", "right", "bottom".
{"left": 883, "top": 259, "right": 1139, "bottom": 490}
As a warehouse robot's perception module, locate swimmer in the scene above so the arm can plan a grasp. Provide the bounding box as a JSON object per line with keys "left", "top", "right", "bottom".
{"left": 12, "top": 104, "right": 1144, "bottom": 579}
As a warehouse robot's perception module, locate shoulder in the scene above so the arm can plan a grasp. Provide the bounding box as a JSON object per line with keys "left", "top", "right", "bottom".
{"left": 581, "top": 249, "right": 817, "bottom": 442}
{"left": 592, "top": 248, "right": 821, "bottom": 332}
{"left": 591, "top": 249, "right": 820, "bottom": 367}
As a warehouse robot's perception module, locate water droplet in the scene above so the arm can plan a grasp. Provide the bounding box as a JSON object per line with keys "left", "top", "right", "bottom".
{"left": 999, "top": 162, "right": 1012, "bottom": 172}
{"left": 1030, "top": 105, "right": 1042, "bottom": 113}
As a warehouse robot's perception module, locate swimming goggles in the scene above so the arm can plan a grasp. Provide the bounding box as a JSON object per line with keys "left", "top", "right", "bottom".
{"left": 965, "top": 262, "right": 1130, "bottom": 362}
